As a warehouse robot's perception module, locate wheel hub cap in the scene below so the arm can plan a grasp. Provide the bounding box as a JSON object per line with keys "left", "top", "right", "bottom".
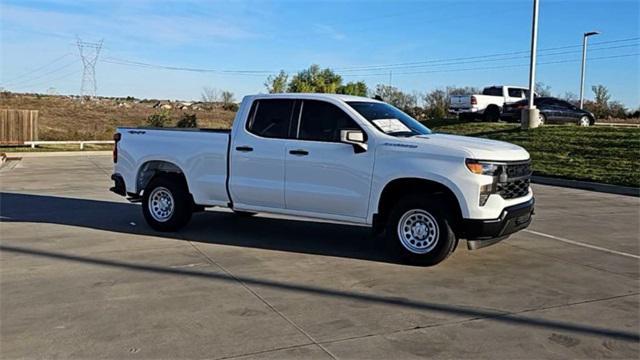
{"left": 149, "top": 187, "right": 174, "bottom": 222}
{"left": 397, "top": 209, "right": 440, "bottom": 254}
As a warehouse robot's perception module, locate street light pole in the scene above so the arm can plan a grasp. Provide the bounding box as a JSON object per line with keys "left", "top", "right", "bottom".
{"left": 522, "top": 0, "right": 540, "bottom": 129}
{"left": 579, "top": 31, "right": 600, "bottom": 109}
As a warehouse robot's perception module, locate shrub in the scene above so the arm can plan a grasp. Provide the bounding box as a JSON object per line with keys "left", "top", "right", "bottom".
{"left": 146, "top": 109, "right": 171, "bottom": 127}
{"left": 176, "top": 113, "right": 198, "bottom": 128}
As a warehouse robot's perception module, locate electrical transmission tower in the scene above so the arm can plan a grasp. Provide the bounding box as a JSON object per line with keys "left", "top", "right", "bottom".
{"left": 76, "top": 38, "right": 103, "bottom": 99}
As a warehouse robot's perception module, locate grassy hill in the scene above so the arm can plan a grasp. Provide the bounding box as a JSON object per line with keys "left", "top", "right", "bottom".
{"left": 0, "top": 92, "right": 236, "bottom": 141}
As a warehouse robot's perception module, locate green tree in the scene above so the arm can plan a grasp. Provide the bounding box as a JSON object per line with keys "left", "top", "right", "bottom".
{"left": 337, "top": 81, "right": 368, "bottom": 97}
{"left": 146, "top": 109, "right": 171, "bottom": 127}
{"left": 265, "top": 70, "right": 288, "bottom": 93}
{"left": 374, "top": 84, "right": 417, "bottom": 110}
{"left": 287, "top": 65, "right": 342, "bottom": 93}
{"left": 176, "top": 113, "right": 198, "bottom": 128}
{"left": 424, "top": 89, "right": 449, "bottom": 119}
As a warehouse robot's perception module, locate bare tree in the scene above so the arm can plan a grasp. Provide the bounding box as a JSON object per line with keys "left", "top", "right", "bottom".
{"left": 201, "top": 87, "right": 220, "bottom": 103}
{"left": 221, "top": 91, "right": 235, "bottom": 105}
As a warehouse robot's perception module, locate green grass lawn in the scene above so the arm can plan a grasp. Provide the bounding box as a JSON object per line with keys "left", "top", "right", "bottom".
{"left": 426, "top": 119, "right": 640, "bottom": 187}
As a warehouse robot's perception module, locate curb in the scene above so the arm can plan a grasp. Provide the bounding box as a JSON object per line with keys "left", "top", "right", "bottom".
{"left": 2, "top": 151, "right": 112, "bottom": 158}
{"left": 532, "top": 175, "right": 639, "bottom": 197}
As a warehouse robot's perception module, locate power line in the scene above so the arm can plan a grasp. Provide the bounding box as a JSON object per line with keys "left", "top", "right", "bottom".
{"left": 339, "top": 43, "right": 638, "bottom": 73}
{"left": 335, "top": 37, "right": 640, "bottom": 71}
{"left": 10, "top": 69, "right": 82, "bottom": 90}
{"left": 0, "top": 53, "right": 73, "bottom": 85}
{"left": 2, "top": 60, "right": 80, "bottom": 87}
{"left": 340, "top": 53, "right": 640, "bottom": 77}
{"left": 99, "top": 36, "right": 640, "bottom": 77}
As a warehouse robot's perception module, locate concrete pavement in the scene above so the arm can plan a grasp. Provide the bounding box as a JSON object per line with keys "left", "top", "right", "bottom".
{"left": 0, "top": 155, "right": 638, "bottom": 359}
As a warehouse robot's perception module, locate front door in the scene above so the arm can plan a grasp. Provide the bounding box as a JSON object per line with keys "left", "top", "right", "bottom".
{"left": 284, "top": 100, "right": 374, "bottom": 219}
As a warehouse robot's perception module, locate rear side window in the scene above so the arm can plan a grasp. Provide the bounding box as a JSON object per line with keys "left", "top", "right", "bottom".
{"left": 298, "top": 100, "right": 360, "bottom": 142}
{"left": 247, "top": 99, "right": 295, "bottom": 138}
{"left": 482, "top": 87, "right": 503, "bottom": 96}
{"left": 508, "top": 88, "right": 524, "bottom": 98}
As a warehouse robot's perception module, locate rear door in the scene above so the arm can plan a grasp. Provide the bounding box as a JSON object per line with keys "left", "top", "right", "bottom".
{"left": 284, "top": 100, "right": 375, "bottom": 220}
{"left": 229, "top": 99, "right": 296, "bottom": 210}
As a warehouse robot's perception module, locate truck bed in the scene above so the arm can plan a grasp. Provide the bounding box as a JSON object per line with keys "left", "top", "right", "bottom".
{"left": 115, "top": 127, "right": 231, "bottom": 207}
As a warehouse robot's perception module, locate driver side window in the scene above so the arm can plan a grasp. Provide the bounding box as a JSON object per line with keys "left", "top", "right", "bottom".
{"left": 297, "top": 100, "right": 361, "bottom": 142}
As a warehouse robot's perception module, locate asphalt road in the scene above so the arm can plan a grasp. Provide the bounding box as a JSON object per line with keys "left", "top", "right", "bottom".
{"left": 1, "top": 155, "right": 638, "bottom": 359}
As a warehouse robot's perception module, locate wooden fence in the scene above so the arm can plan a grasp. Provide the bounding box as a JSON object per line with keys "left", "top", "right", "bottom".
{"left": 0, "top": 109, "right": 39, "bottom": 145}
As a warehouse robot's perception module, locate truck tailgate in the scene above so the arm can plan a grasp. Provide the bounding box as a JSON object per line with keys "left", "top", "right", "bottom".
{"left": 450, "top": 95, "right": 471, "bottom": 109}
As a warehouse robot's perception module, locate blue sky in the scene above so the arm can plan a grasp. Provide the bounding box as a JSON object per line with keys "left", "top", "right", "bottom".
{"left": 1, "top": 0, "right": 638, "bottom": 107}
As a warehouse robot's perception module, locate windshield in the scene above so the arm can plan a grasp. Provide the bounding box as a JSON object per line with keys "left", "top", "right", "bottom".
{"left": 347, "top": 101, "right": 431, "bottom": 137}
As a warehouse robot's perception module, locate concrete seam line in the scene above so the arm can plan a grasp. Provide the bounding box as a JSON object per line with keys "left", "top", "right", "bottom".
{"left": 319, "top": 292, "right": 640, "bottom": 347}
{"left": 187, "top": 242, "right": 339, "bottom": 360}
{"left": 524, "top": 229, "right": 640, "bottom": 259}
{"left": 214, "top": 342, "right": 316, "bottom": 360}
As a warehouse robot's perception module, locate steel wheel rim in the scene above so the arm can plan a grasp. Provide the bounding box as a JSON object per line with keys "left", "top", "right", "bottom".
{"left": 579, "top": 116, "right": 590, "bottom": 127}
{"left": 397, "top": 209, "right": 440, "bottom": 254}
{"left": 148, "top": 187, "right": 174, "bottom": 222}
{"left": 538, "top": 114, "right": 545, "bottom": 125}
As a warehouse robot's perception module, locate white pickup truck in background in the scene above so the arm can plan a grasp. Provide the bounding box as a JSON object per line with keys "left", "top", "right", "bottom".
{"left": 111, "top": 93, "right": 534, "bottom": 266}
{"left": 449, "top": 85, "right": 531, "bottom": 121}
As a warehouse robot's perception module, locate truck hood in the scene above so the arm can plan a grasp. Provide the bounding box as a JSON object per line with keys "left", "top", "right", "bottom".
{"left": 412, "top": 133, "right": 530, "bottom": 161}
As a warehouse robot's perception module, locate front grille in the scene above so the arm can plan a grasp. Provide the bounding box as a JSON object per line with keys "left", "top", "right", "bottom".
{"left": 505, "top": 162, "right": 531, "bottom": 178}
{"left": 497, "top": 178, "right": 530, "bottom": 199}
{"left": 497, "top": 161, "right": 531, "bottom": 199}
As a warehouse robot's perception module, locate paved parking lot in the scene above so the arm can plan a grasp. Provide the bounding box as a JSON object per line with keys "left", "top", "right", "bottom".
{"left": 1, "top": 154, "right": 638, "bottom": 359}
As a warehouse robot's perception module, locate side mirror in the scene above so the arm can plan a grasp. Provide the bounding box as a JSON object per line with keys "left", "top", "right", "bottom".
{"left": 340, "top": 130, "right": 368, "bottom": 153}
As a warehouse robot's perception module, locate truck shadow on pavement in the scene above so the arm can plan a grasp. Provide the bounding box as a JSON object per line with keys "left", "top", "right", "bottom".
{"left": 0, "top": 192, "right": 388, "bottom": 263}
{"left": 1, "top": 191, "right": 639, "bottom": 343}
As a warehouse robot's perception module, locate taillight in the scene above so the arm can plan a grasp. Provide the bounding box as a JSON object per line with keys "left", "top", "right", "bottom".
{"left": 113, "top": 132, "right": 121, "bottom": 163}
{"left": 470, "top": 96, "right": 477, "bottom": 105}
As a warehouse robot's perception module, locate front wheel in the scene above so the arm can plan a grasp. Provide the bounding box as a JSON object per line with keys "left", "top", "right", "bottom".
{"left": 579, "top": 115, "right": 591, "bottom": 127}
{"left": 142, "top": 175, "right": 193, "bottom": 231}
{"left": 385, "top": 196, "right": 458, "bottom": 266}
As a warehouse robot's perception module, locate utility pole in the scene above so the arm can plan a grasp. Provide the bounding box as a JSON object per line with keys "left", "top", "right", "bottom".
{"left": 522, "top": 0, "right": 540, "bottom": 129}
{"left": 388, "top": 70, "right": 392, "bottom": 87}
{"left": 579, "top": 31, "right": 600, "bottom": 109}
{"left": 77, "top": 37, "right": 103, "bottom": 99}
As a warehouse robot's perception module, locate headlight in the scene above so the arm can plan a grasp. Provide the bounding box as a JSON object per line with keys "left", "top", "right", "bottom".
{"left": 465, "top": 159, "right": 501, "bottom": 176}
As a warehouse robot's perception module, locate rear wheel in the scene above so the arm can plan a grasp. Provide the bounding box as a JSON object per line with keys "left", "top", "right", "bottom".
{"left": 579, "top": 115, "right": 591, "bottom": 127}
{"left": 142, "top": 175, "right": 193, "bottom": 231}
{"left": 385, "top": 196, "right": 458, "bottom": 266}
{"left": 538, "top": 113, "right": 546, "bottom": 126}
{"left": 483, "top": 106, "right": 500, "bottom": 122}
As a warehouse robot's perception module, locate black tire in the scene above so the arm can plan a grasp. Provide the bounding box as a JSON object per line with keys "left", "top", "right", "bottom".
{"left": 232, "top": 210, "right": 257, "bottom": 217}
{"left": 483, "top": 106, "right": 501, "bottom": 122}
{"left": 142, "top": 175, "right": 193, "bottom": 232}
{"left": 385, "top": 195, "right": 458, "bottom": 266}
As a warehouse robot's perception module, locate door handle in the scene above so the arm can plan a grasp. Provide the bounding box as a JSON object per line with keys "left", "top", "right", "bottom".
{"left": 289, "top": 149, "right": 309, "bottom": 156}
{"left": 235, "top": 146, "right": 253, "bottom": 152}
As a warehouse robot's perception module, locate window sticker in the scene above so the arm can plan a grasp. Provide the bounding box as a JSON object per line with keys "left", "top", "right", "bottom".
{"left": 372, "top": 118, "right": 411, "bottom": 133}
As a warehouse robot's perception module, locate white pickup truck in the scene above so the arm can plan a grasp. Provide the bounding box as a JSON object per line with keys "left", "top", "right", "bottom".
{"left": 449, "top": 85, "right": 531, "bottom": 121}
{"left": 111, "top": 93, "right": 534, "bottom": 266}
